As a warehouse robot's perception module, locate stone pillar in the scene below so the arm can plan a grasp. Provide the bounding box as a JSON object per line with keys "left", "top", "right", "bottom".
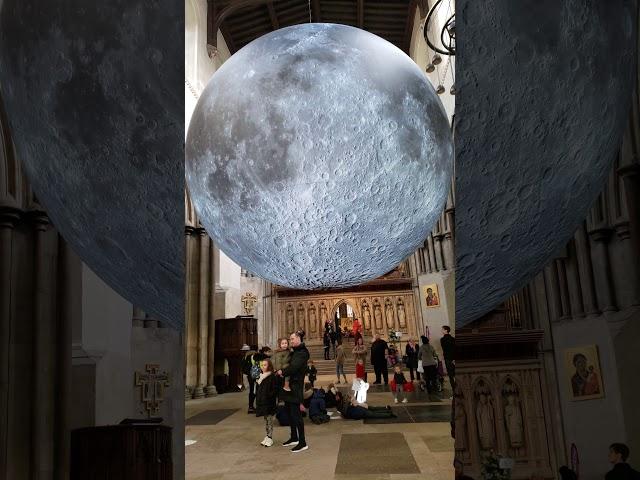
{"left": 192, "top": 229, "right": 207, "bottom": 399}
{"left": 132, "top": 307, "right": 145, "bottom": 328}
{"left": 433, "top": 233, "right": 444, "bottom": 271}
{"left": 200, "top": 231, "right": 216, "bottom": 397}
{"left": 618, "top": 162, "right": 640, "bottom": 305}
{"left": 184, "top": 225, "right": 197, "bottom": 400}
{"left": 31, "top": 211, "right": 55, "bottom": 480}
{"left": 443, "top": 230, "right": 454, "bottom": 272}
{"left": 543, "top": 264, "right": 562, "bottom": 321}
{"left": 554, "top": 258, "right": 571, "bottom": 320}
{"left": 588, "top": 227, "right": 617, "bottom": 312}
{"left": 574, "top": 224, "right": 599, "bottom": 315}
{"left": 0, "top": 206, "right": 19, "bottom": 478}
{"left": 56, "top": 239, "right": 73, "bottom": 480}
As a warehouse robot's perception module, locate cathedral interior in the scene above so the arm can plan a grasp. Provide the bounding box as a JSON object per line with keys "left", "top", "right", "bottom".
{"left": 1, "top": 0, "right": 639, "bottom": 479}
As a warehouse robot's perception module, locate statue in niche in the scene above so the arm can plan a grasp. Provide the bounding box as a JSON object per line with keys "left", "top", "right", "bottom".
{"left": 475, "top": 390, "right": 496, "bottom": 450}
{"left": 503, "top": 380, "right": 524, "bottom": 449}
{"left": 396, "top": 298, "right": 407, "bottom": 329}
{"left": 286, "top": 304, "right": 294, "bottom": 333}
{"left": 362, "top": 300, "right": 372, "bottom": 330}
{"left": 319, "top": 302, "right": 328, "bottom": 324}
{"left": 297, "top": 303, "right": 306, "bottom": 331}
{"left": 373, "top": 299, "right": 383, "bottom": 330}
{"left": 454, "top": 390, "right": 468, "bottom": 452}
{"left": 308, "top": 303, "right": 317, "bottom": 334}
{"left": 384, "top": 298, "right": 395, "bottom": 330}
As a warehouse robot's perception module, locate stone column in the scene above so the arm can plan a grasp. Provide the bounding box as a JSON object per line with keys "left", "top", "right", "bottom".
{"left": 202, "top": 232, "right": 216, "bottom": 397}
{"left": 56, "top": 239, "right": 73, "bottom": 480}
{"left": 433, "top": 233, "right": 445, "bottom": 271}
{"left": 184, "top": 225, "right": 196, "bottom": 399}
{"left": 554, "top": 258, "right": 571, "bottom": 320}
{"left": 443, "top": 230, "right": 454, "bottom": 272}
{"left": 132, "top": 307, "right": 145, "bottom": 328}
{"left": 588, "top": 227, "right": 617, "bottom": 312}
{"left": 0, "top": 206, "right": 19, "bottom": 478}
{"left": 574, "top": 224, "right": 599, "bottom": 315}
{"left": 618, "top": 162, "right": 640, "bottom": 305}
{"left": 192, "top": 229, "right": 208, "bottom": 399}
{"left": 31, "top": 211, "right": 55, "bottom": 479}
{"left": 426, "top": 235, "right": 436, "bottom": 273}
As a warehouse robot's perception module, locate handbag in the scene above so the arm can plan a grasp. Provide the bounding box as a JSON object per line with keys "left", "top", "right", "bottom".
{"left": 417, "top": 360, "right": 424, "bottom": 373}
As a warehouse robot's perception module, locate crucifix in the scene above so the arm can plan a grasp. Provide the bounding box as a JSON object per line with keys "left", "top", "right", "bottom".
{"left": 135, "top": 364, "right": 170, "bottom": 417}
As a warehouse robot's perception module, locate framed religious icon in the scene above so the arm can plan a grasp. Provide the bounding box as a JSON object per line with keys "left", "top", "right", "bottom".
{"left": 423, "top": 284, "right": 440, "bottom": 308}
{"left": 564, "top": 344, "right": 605, "bottom": 401}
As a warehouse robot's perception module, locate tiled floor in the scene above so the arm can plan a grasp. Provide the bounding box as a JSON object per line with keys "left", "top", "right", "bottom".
{"left": 185, "top": 376, "right": 454, "bottom": 480}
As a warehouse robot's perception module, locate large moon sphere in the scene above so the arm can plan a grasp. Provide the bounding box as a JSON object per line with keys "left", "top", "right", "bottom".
{"left": 455, "top": 0, "right": 636, "bottom": 327}
{"left": 0, "top": 0, "right": 184, "bottom": 328}
{"left": 186, "top": 23, "right": 453, "bottom": 289}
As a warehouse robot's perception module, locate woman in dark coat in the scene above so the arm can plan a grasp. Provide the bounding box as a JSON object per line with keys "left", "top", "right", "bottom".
{"left": 255, "top": 358, "right": 278, "bottom": 447}
{"left": 405, "top": 337, "right": 420, "bottom": 382}
{"left": 277, "top": 330, "right": 310, "bottom": 452}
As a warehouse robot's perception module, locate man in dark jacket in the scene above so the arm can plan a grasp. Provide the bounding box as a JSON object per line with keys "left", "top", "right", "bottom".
{"left": 370, "top": 334, "right": 389, "bottom": 384}
{"left": 606, "top": 443, "right": 640, "bottom": 480}
{"left": 440, "top": 326, "right": 455, "bottom": 389}
{"left": 277, "top": 330, "right": 310, "bottom": 452}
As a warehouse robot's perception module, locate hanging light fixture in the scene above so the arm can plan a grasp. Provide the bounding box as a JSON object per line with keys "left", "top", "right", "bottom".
{"left": 432, "top": 54, "right": 442, "bottom": 65}
{"left": 426, "top": 63, "right": 435, "bottom": 73}
{"left": 436, "top": 84, "right": 445, "bottom": 95}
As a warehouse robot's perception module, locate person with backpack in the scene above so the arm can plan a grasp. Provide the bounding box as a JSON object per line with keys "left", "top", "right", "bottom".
{"left": 255, "top": 358, "right": 278, "bottom": 447}
{"left": 242, "top": 346, "right": 271, "bottom": 414}
{"left": 276, "top": 330, "right": 310, "bottom": 453}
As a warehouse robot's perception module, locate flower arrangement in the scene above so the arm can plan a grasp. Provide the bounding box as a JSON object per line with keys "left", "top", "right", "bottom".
{"left": 480, "top": 452, "right": 511, "bottom": 480}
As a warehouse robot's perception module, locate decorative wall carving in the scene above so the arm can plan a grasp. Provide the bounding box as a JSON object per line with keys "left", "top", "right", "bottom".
{"left": 277, "top": 291, "right": 418, "bottom": 342}
{"left": 455, "top": 361, "right": 555, "bottom": 479}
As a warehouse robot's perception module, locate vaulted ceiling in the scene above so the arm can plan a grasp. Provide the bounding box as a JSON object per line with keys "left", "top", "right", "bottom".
{"left": 210, "top": 0, "right": 426, "bottom": 56}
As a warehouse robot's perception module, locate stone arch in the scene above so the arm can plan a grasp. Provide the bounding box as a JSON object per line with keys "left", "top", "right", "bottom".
{"left": 330, "top": 299, "right": 360, "bottom": 331}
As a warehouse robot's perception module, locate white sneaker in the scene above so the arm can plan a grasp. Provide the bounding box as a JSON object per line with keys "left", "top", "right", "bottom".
{"left": 260, "top": 436, "right": 269, "bottom": 446}
{"left": 263, "top": 437, "right": 274, "bottom": 447}
{"left": 394, "top": 398, "right": 399, "bottom": 404}
{"left": 402, "top": 398, "right": 408, "bottom": 403}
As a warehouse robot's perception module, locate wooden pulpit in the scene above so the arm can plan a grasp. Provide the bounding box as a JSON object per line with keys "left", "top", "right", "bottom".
{"left": 70, "top": 424, "right": 172, "bottom": 479}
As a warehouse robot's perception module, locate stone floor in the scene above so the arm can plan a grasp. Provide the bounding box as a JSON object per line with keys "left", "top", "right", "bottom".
{"left": 185, "top": 375, "right": 454, "bottom": 480}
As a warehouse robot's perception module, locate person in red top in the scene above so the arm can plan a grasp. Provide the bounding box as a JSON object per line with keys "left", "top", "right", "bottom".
{"left": 355, "top": 359, "right": 366, "bottom": 380}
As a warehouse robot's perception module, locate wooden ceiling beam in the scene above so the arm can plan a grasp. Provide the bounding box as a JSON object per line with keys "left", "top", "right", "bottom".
{"left": 219, "top": 23, "right": 238, "bottom": 54}
{"left": 357, "top": 0, "right": 364, "bottom": 28}
{"left": 266, "top": 1, "right": 280, "bottom": 29}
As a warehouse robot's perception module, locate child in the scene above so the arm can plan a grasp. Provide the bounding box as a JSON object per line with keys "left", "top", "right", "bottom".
{"left": 307, "top": 360, "right": 317, "bottom": 388}
{"left": 355, "top": 358, "right": 366, "bottom": 380}
{"left": 272, "top": 337, "right": 291, "bottom": 392}
{"left": 255, "top": 359, "right": 277, "bottom": 447}
{"left": 393, "top": 364, "right": 408, "bottom": 404}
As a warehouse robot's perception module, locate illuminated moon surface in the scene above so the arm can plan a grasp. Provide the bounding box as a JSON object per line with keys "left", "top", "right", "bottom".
{"left": 0, "top": 1, "right": 184, "bottom": 327}
{"left": 186, "top": 23, "right": 453, "bottom": 289}
{"left": 455, "top": 0, "right": 636, "bottom": 327}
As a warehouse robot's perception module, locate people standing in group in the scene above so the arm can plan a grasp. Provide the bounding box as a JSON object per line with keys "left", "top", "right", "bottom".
{"left": 606, "top": 443, "right": 640, "bottom": 480}
{"left": 352, "top": 317, "right": 363, "bottom": 343}
{"left": 255, "top": 359, "right": 278, "bottom": 447}
{"left": 272, "top": 338, "right": 291, "bottom": 394}
{"left": 440, "top": 325, "right": 455, "bottom": 390}
{"left": 335, "top": 340, "right": 348, "bottom": 384}
{"left": 419, "top": 335, "right": 438, "bottom": 393}
{"left": 242, "top": 345, "right": 270, "bottom": 414}
{"left": 405, "top": 337, "right": 421, "bottom": 382}
{"left": 371, "top": 333, "right": 389, "bottom": 385}
{"left": 352, "top": 336, "right": 367, "bottom": 366}
{"left": 307, "top": 360, "right": 317, "bottom": 388}
{"left": 276, "top": 330, "right": 310, "bottom": 452}
{"left": 323, "top": 331, "right": 331, "bottom": 360}
{"left": 393, "top": 364, "right": 408, "bottom": 404}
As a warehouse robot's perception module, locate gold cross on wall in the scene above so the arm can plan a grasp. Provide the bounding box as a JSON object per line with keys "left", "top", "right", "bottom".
{"left": 135, "top": 364, "right": 170, "bottom": 417}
